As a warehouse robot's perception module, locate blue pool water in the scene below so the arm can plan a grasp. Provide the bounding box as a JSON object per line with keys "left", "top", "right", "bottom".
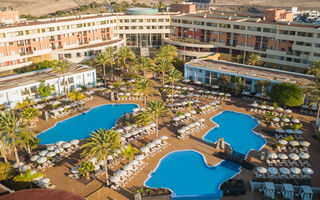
{"left": 37, "top": 104, "right": 138, "bottom": 144}
{"left": 204, "top": 111, "right": 266, "bottom": 155}
{"left": 145, "top": 111, "right": 266, "bottom": 199}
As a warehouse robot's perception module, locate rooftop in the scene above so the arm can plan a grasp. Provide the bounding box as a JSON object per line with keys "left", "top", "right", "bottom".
{"left": 175, "top": 13, "right": 320, "bottom": 29}
{"left": 66, "top": 39, "right": 123, "bottom": 50}
{"left": 0, "top": 65, "right": 95, "bottom": 91}
{"left": 185, "top": 59, "right": 313, "bottom": 85}
{"left": 0, "top": 188, "right": 85, "bottom": 200}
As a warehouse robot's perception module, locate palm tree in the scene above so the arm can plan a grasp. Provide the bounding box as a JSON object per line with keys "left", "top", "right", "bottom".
{"left": 117, "top": 46, "right": 136, "bottom": 76}
{"left": 134, "top": 57, "right": 154, "bottom": 78}
{"left": 155, "top": 45, "right": 178, "bottom": 62}
{"left": 307, "top": 61, "right": 320, "bottom": 78}
{"left": 255, "top": 80, "right": 270, "bottom": 95}
{"left": 133, "top": 111, "right": 153, "bottom": 126}
{"left": 0, "top": 111, "right": 34, "bottom": 169}
{"left": 307, "top": 82, "right": 320, "bottom": 121}
{"left": 53, "top": 60, "right": 72, "bottom": 94}
{"left": 246, "top": 53, "right": 263, "bottom": 66}
{"left": 21, "top": 138, "right": 39, "bottom": 156}
{"left": 94, "top": 51, "right": 108, "bottom": 84}
{"left": 81, "top": 129, "right": 122, "bottom": 186}
{"left": 0, "top": 162, "right": 13, "bottom": 181}
{"left": 21, "top": 107, "right": 40, "bottom": 126}
{"left": 95, "top": 47, "right": 116, "bottom": 84}
{"left": 121, "top": 144, "right": 139, "bottom": 160}
{"left": 68, "top": 91, "right": 86, "bottom": 103}
{"left": 13, "top": 169, "right": 43, "bottom": 188}
{"left": 134, "top": 79, "right": 157, "bottom": 107}
{"left": 0, "top": 136, "right": 8, "bottom": 162}
{"left": 166, "top": 69, "right": 183, "bottom": 102}
{"left": 78, "top": 161, "right": 95, "bottom": 180}
{"left": 156, "top": 59, "right": 174, "bottom": 85}
{"left": 147, "top": 100, "right": 169, "bottom": 138}
{"left": 105, "top": 47, "right": 116, "bottom": 81}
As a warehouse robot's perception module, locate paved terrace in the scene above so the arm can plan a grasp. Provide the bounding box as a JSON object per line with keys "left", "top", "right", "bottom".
{"left": 0, "top": 65, "right": 94, "bottom": 91}
{"left": 186, "top": 59, "right": 313, "bottom": 86}
{"left": 32, "top": 93, "right": 320, "bottom": 200}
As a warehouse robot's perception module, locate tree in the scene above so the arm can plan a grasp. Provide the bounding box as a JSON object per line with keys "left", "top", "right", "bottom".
{"left": 13, "top": 169, "right": 43, "bottom": 188}
{"left": 156, "top": 59, "right": 174, "bottom": 85}
{"left": 81, "top": 129, "right": 122, "bottom": 186}
{"left": 53, "top": 60, "right": 72, "bottom": 94}
{"left": 0, "top": 111, "right": 35, "bottom": 169}
{"left": 307, "top": 81, "right": 320, "bottom": 120}
{"left": 155, "top": 45, "right": 178, "bottom": 63}
{"left": 21, "top": 107, "right": 40, "bottom": 126}
{"left": 121, "top": 144, "right": 139, "bottom": 160}
{"left": 166, "top": 69, "right": 183, "bottom": 102}
{"left": 217, "top": 75, "right": 231, "bottom": 92}
{"left": 37, "top": 80, "right": 55, "bottom": 100}
{"left": 134, "top": 79, "right": 157, "bottom": 107}
{"left": 255, "top": 80, "right": 270, "bottom": 95}
{"left": 307, "top": 61, "right": 320, "bottom": 80}
{"left": 270, "top": 83, "right": 304, "bottom": 107}
{"left": 0, "top": 136, "right": 8, "bottom": 162}
{"left": 231, "top": 76, "right": 245, "bottom": 95}
{"left": 68, "top": 91, "right": 86, "bottom": 103}
{"left": 133, "top": 111, "right": 153, "bottom": 126}
{"left": 21, "top": 138, "right": 39, "bottom": 156}
{"left": 78, "top": 161, "right": 95, "bottom": 180}
{"left": 105, "top": 47, "right": 116, "bottom": 81}
{"left": 147, "top": 100, "right": 169, "bottom": 138}
{"left": 246, "top": 53, "right": 263, "bottom": 66}
{"left": 94, "top": 48, "right": 116, "bottom": 84}
{"left": 117, "top": 46, "right": 136, "bottom": 76}
{"left": 134, "top": 57, "right": 155, "bottom": 78}
{"left": 0, "top": 162, "right": 13, "bottom": 181}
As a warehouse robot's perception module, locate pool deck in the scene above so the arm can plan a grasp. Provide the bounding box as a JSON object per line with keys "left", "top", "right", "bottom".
{"left": 32, "top": 94, "right": 319, "bottom": 200}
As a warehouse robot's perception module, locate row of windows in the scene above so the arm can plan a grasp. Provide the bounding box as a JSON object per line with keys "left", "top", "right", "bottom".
{"left": 117, "top": 26, "right": 170, "bottom": 30}
{"left": 172, "top": 18, "right": 318, "bottom": 37}
{"left": 1, "top": 20, "right": 116, "bottom": 38}
{"left": 118, "top": 18, "right": 169, "bottom": 23}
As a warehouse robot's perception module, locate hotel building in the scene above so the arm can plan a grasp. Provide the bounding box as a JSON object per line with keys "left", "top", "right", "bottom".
{"left": 0, "top": 7, "right": 320, "bottom": 75}
{"left": 184, "top": 59, "right": 313, "bottom": 93}
{"left": 0, "top": 65, "right": 96, "bottom": 107}
{"left": 0, "top": 8, "right": 172, "bottom": 73}
{"left": 166, "top": 9, "right": 320, "bottom": 74}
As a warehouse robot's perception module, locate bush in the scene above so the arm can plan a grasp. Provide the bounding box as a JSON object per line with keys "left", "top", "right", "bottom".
{"left": 270, "top": 83, "right": 303, "bottom": 107}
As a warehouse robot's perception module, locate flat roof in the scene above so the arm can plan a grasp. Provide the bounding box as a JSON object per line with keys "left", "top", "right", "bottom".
{"left": 185, "top": 59, "right": 313, "bottom": 85}
{"left": 175, "top": 14, "right": 320, "bottom": 29}
{"left": 0, "top": 188, "right": 85, "bottom": 200}
{"left": 0, "top": 15, "right": 110, "bottom": 30}
{"left": 0, "top": 65, "right": 95, "bottom": 91}
{"left": 66, "top": 39, "right": 122, "bottom": 50}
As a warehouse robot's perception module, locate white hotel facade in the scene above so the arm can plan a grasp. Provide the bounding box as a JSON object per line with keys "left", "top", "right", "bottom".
{"left": 0, "top": 65, "right": 96, "bottom": 107}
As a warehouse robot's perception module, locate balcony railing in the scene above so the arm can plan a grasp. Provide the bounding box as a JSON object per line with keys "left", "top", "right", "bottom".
{"left": 169, "top": 36, "right": 214, "bottom": 45}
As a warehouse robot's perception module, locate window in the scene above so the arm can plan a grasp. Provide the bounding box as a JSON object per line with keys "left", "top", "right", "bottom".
{"left": 68, "top": 77, "right": 74, "bottom": 84}
{"left": 87, "top": 73, "right": 92, "bottom": 77}
{"left": 30, "top": 86, "right": 37, "bottom": 93}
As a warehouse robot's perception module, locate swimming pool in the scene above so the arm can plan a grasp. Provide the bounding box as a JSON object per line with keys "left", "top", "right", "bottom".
{"left": 203, "top": 111, "right": 266, "bottom": 155}
{"left": 145, "top": 150, "right": 240, "bottom": 199}
{"left": 145, "top": 111, "right": 266, "bottom": 199}
{"left": 37, "top": 104, "right": 138, "bottom": 144}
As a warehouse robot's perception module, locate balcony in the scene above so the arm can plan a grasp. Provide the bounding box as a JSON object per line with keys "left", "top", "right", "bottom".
{"left": 163, "top": 36, "right": 215, "bottom": 48}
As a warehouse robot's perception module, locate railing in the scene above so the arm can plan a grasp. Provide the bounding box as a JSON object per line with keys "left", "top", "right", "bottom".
{"left": 169, "top": 36, "right": 215, "bottom": 45}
